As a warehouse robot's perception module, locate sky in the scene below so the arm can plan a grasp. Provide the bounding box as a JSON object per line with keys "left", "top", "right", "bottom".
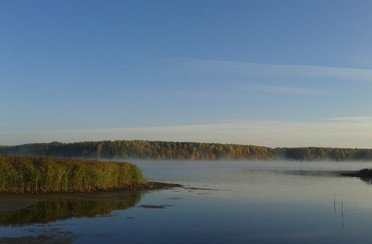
{"left": 1, "top": 0, "right": 372, "bottom": 147}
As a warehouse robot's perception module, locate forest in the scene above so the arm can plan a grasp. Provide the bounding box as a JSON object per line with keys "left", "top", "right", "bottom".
{"left": 1, "top": 140, "right": 372, "bottom": 161}
{"left": 0, "top": 141, "right": 273, "bottom": 160}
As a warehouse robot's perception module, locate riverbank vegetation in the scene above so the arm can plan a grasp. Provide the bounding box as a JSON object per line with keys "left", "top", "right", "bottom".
{"left": 0, "top": 156, "right": 145, "bottom": 193}
{"left": 1, "top": 140, "right": 372, "bottom": 161}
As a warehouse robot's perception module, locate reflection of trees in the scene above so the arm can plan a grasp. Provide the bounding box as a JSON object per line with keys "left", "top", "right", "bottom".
{"left": 342, "top": 169, "right": 372, "bottom": 185}
{"left": 0, "top": 234, "right": 75, "bottom": 243}
{"left": 0, "top": 191, "right": 141, "bottom": 227}
{"left": 359, "top": 176, "right": 372, "bottom": 185}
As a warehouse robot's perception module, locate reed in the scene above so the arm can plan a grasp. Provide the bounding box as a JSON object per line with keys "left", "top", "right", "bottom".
{"left": 0, "top": 156, "right": 145, "bottom": 193}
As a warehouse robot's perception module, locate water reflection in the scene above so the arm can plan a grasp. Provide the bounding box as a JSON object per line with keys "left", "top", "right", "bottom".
{"left": 0, "top": 233, "right": 75, "bottom": 243}
{"left": 268, "top": 168, "right": 372, "bottom": 186}
{"left": 339, "top": 168, "right": 372, "bottom": 185}
{"left": 0, "top": 191, "right": 141, "bottom": 227}
{"left": 285, "top": 169, "right": 372, "bottom": 186}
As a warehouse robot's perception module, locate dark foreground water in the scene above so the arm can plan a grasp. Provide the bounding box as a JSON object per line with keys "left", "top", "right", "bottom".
{"left": 1, "top": 160, "right": 372, "bottom": 243}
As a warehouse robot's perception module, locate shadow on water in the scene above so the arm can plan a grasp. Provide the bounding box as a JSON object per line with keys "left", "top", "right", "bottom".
{"left": 359, "top": 177, "right": 372, "bottom": 184}
{"left": 241, "top": 168, "right": 341, "bottom": 177}
{"left": 0, "top": 233, "right": 75, "bottom": 244}
{"left": 267, "top": 168, "right": 372, "bottom": 186}
{"left": 340, "top": 168, "right": 372, "bottom": 185}
{"left": 0, "top": 191, "right": 142, "bottom": 227}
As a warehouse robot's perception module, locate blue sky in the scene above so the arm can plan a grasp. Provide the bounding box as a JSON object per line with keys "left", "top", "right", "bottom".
{"left": 1, "top": 0, "right": 372, "bottom": 147}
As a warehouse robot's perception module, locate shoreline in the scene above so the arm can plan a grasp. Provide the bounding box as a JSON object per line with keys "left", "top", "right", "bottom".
{"left": 0, "top": 181, "right": 183, "bottom": 195}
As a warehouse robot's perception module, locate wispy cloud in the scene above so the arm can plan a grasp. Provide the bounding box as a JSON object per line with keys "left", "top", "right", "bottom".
{"left": 256, "top": 86, "right": 329, "bottom": 96}
{"left": 175, "top": 58, "right": 372, "bottom": 82}
{"left": 2, "top": 119, "right": 372, "bottom": 148}
{"left": 327, "top": 116, "right": 372, "bottom": 122}
{"left": 180, "top": 85, "right": 329, "bottom": 97}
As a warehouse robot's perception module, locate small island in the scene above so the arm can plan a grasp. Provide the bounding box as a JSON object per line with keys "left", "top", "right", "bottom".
{"left": 0, "top": 156, "right": 180, "bottom": 194}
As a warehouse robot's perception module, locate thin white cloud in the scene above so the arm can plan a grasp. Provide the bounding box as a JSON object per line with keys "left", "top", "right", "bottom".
{"left": 179, "top": 85, "right": 329, "bottom": 97}
{"left": 327, "top": 116, "right": 372, "bottom": 122}
{"left": 2, "top": 119, "right": 372, "bottom": 148}
{"left": 256, "top": 86, "right": 329, "bottom": 96}
{"left": 175, "top": 58, "right": 372, "bottom": 82}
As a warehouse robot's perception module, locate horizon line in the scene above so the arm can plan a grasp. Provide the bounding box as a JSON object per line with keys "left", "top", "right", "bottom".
{"left": 2, "top": 139, "right": 371, "bottom": 150}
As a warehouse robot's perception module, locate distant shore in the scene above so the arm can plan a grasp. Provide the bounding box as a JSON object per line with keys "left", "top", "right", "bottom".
{"left": 1, "top": 140, "right": 372, "bottom": 161}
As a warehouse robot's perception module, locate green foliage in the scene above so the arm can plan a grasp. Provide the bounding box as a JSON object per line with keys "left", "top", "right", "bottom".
{"left": 0, "top": 156, "right": 145, "bottom": 193}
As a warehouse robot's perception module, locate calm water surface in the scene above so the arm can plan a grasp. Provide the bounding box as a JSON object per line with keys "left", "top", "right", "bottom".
{"left": 1, "top": 160, "right": 372, "bottom": 243}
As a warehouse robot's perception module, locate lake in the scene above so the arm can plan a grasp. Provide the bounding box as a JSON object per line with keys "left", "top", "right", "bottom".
{"left": 1, "top": 160, "right": 372, "bottom": 243}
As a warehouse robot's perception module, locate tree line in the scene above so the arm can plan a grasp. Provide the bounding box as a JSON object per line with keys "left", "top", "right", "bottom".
{"left": 1, "top": 140, "right": 372, "bottom": 161}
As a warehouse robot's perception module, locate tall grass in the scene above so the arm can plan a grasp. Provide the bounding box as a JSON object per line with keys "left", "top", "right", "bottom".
{"left": 0, "top": 156, "right": 145, "bottom": 193}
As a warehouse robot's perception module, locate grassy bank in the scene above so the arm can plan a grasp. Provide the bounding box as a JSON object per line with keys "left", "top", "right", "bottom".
{"left": 0, "top": 156, "right": 145, "bottom": 193}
